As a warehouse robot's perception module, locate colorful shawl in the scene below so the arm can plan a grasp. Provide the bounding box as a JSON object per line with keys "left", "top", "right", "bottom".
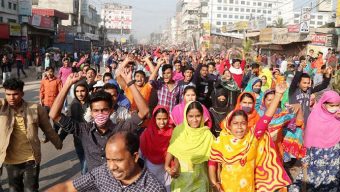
{"left": 220, "top": 69, "right": 240, "bottom": 91}
{"left": 171, "top": 101, "right": 212, "bottom": 128}
{"left": 210, "top": 111, "right": 291, "bottom": 191}
{"left": 258, "top": 90, "right": 306, "bottom": 160}
{"left": 140, "top": 106, "right": 174, "bottom": 165}
{"left": 167, "top": 101, "right": 214, "bottom": 164}
{"left": 244, "top": 77, "right": 264, "bottom": 111}
{"left": 304, "top": 90, "right": 340, "bottom": 149}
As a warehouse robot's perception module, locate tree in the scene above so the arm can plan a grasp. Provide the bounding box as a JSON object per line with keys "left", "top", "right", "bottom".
{"left": 273, "top": 17, "right": 287, "bottom": 28}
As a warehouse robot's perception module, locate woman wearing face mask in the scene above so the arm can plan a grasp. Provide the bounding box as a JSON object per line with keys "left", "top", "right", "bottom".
{"left": 215, "top": 69, "right": 240, "bottom": 109}
{"left": 209, "top": 84, "right": 291, "bottom": 192}
{"left": 165, "top": 101, "right": 214, "bottom": 192}
{"left": 290, "top": 90, "right": 340, "bottom": 191}
{"left": 171, "top": 86, "right": 212, "bottom": 128}
{"left": 209, "top": 86, "right": 231, "bottom": 137}
{"left": 244, "top": 77, "right": 263, "bottom": 111}
{"left": 140, "top": 106, "right": 174, "bottom": 192}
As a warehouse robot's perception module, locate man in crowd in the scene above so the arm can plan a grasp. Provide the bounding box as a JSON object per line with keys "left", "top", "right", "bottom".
{"left": 1, "top": 78, "right": 62, "bottom": 192}
{"left": 49, "top": 71, "right": 149, "bottom": 172}
{"left": 193, "top": 63, "right": 213, "bottom": 108}
{"left": 46, "top": 131, "right": 166, "bottom": 192}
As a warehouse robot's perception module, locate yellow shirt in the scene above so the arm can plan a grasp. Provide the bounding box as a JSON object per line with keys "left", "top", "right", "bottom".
{"left": 5, "top": 114, "right": 35, "bottom": 164}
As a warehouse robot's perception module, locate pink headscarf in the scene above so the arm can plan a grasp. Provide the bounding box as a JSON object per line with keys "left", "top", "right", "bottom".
{"left": 304, "top": 90, "right": 340, "bottom": 149}
{"left": 171, "top": 101, "right": 212, "bottom": 128}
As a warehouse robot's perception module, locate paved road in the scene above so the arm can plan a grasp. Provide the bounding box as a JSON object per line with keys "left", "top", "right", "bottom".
{"left": 0, "top": 68, "right": 81, "bottom": 191}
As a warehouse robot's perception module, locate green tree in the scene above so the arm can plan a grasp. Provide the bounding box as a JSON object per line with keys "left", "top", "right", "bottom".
{"left": 273, "top": 17, "right": 287, "bottom": 28}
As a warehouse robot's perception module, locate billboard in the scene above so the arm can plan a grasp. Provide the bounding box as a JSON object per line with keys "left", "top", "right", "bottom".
{"left": 18, "top": 0, "right": 32, "bottom": 16}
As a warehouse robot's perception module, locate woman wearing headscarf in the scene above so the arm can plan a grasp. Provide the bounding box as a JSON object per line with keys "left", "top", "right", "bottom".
{"left": 140, "top": 105, "right": 174, "bottom": 192}
{"left": 209, "top": 87, "right": 230, "bottom": 137}
{"left": 171, "top": 86, "right": 212, "bottom": 128}
{"left": 165, "top": 101, "right": 214, "bottom": 192}
{"left": 290, "top": 90, "right": 340, "bottom": 191}
{"left": 258, "top": 89, "right": 306, "bottom": 162}
{"left": 244, "top": 77, "right": 263, "bottom": 111}
{"left": 208, "top": 83, "right": 291, "bottom": 192}
{"left": 215, "top": 69, "right": 240, "bottom": 109}
{"left": 260, "top": 67, "right": 273, "bottom": 92}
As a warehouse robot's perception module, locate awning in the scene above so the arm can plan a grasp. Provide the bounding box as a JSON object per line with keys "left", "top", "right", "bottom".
{"left": 32, "top": 8, "right": 68, "bottom": 20}
{"left": 0, "top": 24, "right": 10, "bottom": 39}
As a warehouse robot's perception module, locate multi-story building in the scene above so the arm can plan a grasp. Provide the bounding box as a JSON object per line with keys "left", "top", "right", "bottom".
{"left": 0, "top": 0, "right": 19, "bottom": 23}
{"left": 100, "top": 2, "right": 132, "bottom": 43}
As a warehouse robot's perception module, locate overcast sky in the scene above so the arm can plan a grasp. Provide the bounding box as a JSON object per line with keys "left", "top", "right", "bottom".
{"left": 98, "top": 0, "right": 177, "bottom": 40}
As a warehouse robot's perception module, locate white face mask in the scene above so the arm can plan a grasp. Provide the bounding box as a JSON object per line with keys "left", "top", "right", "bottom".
{"left": 326, "top": 108, "right": 340, "bottom": 114}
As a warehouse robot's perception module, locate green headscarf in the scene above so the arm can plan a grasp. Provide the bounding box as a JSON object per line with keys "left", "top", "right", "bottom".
{"left": 167, "top": 101, "right": 214, "bottom": 164}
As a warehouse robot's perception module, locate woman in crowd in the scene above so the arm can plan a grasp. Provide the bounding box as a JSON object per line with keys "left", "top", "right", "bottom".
{"left": 216, "top": 69, "right": 240, "bottom": 110}
{"left": 290, "top": 90, "right": 340, "bottom": 191}
{"left": 140, "top": 105, "right": 174, "bottom": 192}
{"left": 258, "top": 89, "right": 306, "bottom": 162}
{"left": 209, "top": 83, "right": 291, "bottom": 192}
{"left": 171, "top": 86, "right": 212, "bottom": 128}
{"left": 244, "top": 77, "right": 263, "bottom": 111}
{"left": 209, "top": 86, "right": 229, "bottom": 137}
{"left": 165, "top": 101, "right": 214, "bottom": 192}
{"left": 260, "top": 67, "right": 273, "bottom": 92}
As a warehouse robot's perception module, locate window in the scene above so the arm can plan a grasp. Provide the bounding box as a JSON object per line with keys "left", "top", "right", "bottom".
{"left": 235, "top": 0, "right": 238, "bottom": 4}
{"left": 235, "top": 8, "right": 239, "bottom": 11}
{"left": 246, "top": 1, "right": 250, "bottom": 5}
{"left": 217, "top": 14, "right": 221, "bottom": 18}
{"left": 241, "top": 8, "right": 244, "bottom": 12}
{"left": 294, "top": 14, "right": 300, "bottom": 18}
{"left": 317, "top": 21, "right": 323, "bottom": 25}
{"left": 217, "top": 7, "right": 222, "bottom": 10}
{"left": 241, "top": 1, "right": 245, "bottom": 5}
{"left": 235, "top": 15, "right": 239, "bottom": 19}
{"left": 229, "top": 7, "right": 233, "bottom": 11}
{"left": 224, "top": 7, "right": 227, "bottom": 11}
{"left": 13, "top": 3, "right": 16, "bottom": 10}
{"left": 240, "top": 15, "right": 244, "bottom": 19}
{"left": 263, "top": 10, "right": 267, "bottom": 14}
{"left": 216, "top": 28, "right": 221, "bottom": 33}
{"left": 294, "top": 20, "right": 299, "bottom": 24}
{"left": 257, "top": 9, "right": 261, "bottom": 13}
{"left": 0, "top": 17, "right": 3, "bottom": 22}
{"left": 8, "top": 2, "right": 12, "bottom": 9}
{"left": 264, "top": 3, "right": 267, "bottom": 7}
{"left": 311, "top": 15, "right": 315, "bottom": 19}
{"left": 229, "top": 14, "right": 233, "bottom": 18}
{"left": 223, "top": 14, "right": 227, "bottom": 18}
{"left": 1, "top": 0, "right": 4, "bottom": 7}
{"left": 268, "top": 18, "right": 271, "bottom": 21}
{"left": 253, "top": 2, "right": 256, "bottom": 6}
{"left": 216, "top": 21, "right": 221, "bottom": 25}
{"left": 8, "top": 18, "right": 16, "bottom": 23}
{"left": 223, "top": 22, "right": 227, "bottom": 25}
{"left": 252, "top": 9, "right": 255, "bottom": 13}
{"left": 268, "top": 10, "right": 272, "bottom": 14}
{"left": 310, "top": 21, "right": 315, "bottom": 24}
{"left": 218, "top": 0, "right": 222, "bottom": 2}
{"left": 229, "top": 0, "right": 234, "bottom": 4}
{"left": 318, "top": 15, "right": 323, "bottom": 20}
{"left": 246, "top": 15, "right": 249, "bottom": 19}
{"left": 258, "top": 2, "right": 262, "bottom": 6}
{"left": 229, "top": 22, "right": 233, "bottom": 24}
{"left": 268, "top": 3, "right": 272, "bottom": 7}
{"left": 246, "top": 9, "right": 250, "bottom": 12}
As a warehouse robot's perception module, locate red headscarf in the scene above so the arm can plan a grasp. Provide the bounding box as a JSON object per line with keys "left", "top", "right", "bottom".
{"left": 140, "top": 105, "right": 174, "bottom": 164}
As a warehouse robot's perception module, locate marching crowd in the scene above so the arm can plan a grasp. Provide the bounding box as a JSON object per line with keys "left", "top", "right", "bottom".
{"left": 0, "top": 46, "right": 340, "bottom": 192}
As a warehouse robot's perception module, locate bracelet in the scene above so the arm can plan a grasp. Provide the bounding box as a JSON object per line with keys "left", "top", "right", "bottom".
{"left": 127, "top": 80, "right": 136, "bottom": 87}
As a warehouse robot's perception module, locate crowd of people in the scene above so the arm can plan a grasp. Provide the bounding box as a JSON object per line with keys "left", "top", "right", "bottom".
{"left": 0, "top": 45, "right": 340, "bottom": 192}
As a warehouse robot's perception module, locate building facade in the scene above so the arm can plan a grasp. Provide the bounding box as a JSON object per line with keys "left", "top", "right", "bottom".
{"left": 0, "top": 0, "right": 19, "bottom": 23}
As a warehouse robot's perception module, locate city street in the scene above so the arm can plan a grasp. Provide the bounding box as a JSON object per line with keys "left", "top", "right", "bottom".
{"left": 0, "top": 68, "right": 81, "bottom": 191}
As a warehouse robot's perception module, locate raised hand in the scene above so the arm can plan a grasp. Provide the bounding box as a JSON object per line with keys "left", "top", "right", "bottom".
{"left": 120, "top": 67, "right": 132, "bottom": 83}
{"left": 66, "top": 72, "right": 84, "bottom": 85}
{"left": 275, "top": 82, "right": 288, "bottom": 95}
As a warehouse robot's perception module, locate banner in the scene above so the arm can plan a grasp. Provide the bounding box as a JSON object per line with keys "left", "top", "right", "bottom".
{"left": 18, "top": 0, "right": 32, "bottom": 16}
{"left": 9, "top": 23, "right": 21, "bottom": 36}
{"left": 29, "top": 15, "right": 53, "bottom": 29}
{"left": 288, "top": 24, "right": 300, "bottom": 33}
{"left": 300, "top": 7, "right": 311, "bottom": 34}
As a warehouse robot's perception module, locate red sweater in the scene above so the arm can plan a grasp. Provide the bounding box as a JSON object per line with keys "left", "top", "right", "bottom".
{"left": 218, "top": 59, "right": 246, "bottom": 88}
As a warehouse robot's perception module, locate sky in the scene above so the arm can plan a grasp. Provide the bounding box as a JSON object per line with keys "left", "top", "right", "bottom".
{"left": 98, "top": 0, "right": 177, "bottom": 40}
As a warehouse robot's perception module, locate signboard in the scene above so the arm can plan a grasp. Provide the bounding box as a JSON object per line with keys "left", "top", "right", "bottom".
{"left": 300, "top": 7, "right": 311, "bottom": 34}
{"left": 311, "top": 34, "right": 327, "bottom": 45}
{"left": 9, "top": 23, "right": 21, "bottom": 36}
{"left": 288, "top": 24, "right": 300, "bottom": 33}
{"left": 29, "top": 15, "right": 53, "bottom": 29}
{"left": 259, "top": 28, "right": 273, "bottom": 42}
{"left": 18, "top": 0, "right": 32, "bottom": 16}
{"left": 317, "top": 0, "right": 332, "bottom": 12}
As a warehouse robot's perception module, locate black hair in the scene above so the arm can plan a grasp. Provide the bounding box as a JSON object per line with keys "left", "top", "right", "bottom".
{"left": 240, "top": 93, "right": 255, "bottom": 103}
{"left": 232, "top": 59, "right": 241, "bottom": 65}
{"left": 299, "top": 56, "right": 306, "bottom": 62}
{"left": 134, "top": 70, "right": 146, "bottom": 78}
{"left": 86, "top": 67, "right": 97, "bottom": 76}
{"left": 3, "top": 78, "right": 24, "bottom": 92}
{"left": 103, "top": 72, "right": 113, "bottom": 80}
{"left": 183, "top": 85, "right": 197, "bottom": 96}
{"left": 201, "top": 64, "right": 208, "bottom": 69}
{"left": 299, "top": 73, "right": 311, "bottom": 82}
{"left": 154, "top": 107, "right": 168, "bottom": 117}
{"left": 182, "top": 65, "right": 194, "bottom": 75}
{"left": 229, "top": 110, "right": 248, "bottom": 125}
{"left": 185, "top": 101, "right": 203, "bottom": 117}
{"left": 74, "top": 82, "right": 89, "bottom": 100}
{"left": 207, "top": 62, "right": 216, "bottom": 67}
{"left": 261, "top": 75, "right": 267, "bottom": 80}
{"left": 320, "top": 65, "right": 326, "bottom": 70}
{"left": 107, "top": 131, "right": 139, "bottom": 156}
{"left": 174, "top": 60, "right": 182, "bottom": 65}
{"left": 89, "top": 90, "right": 113, "bottom": 109}
{"left": 103, "top": 83, "right": 118, "bottom": 91}
{"left": 251, "top": 63, "right": 260, "bottom": 69}
{"left": 45, "top": 67, "right": 54, "bottom": 72}
{"left": 264, "top": 89, "right": 275, "bottom": 100}
{"left": 162, "top": 64, "right": 173, "bottom": 73}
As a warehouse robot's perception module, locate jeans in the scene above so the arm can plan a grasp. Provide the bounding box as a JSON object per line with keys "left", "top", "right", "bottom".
{"left": 5, "top": 161, "right": 40, "bottom": 192}
{"left": 17, "top": 62, "right": 27, "bottom": 79}
{"left": 74, "top": 136, "right": 87, "bottom": 175}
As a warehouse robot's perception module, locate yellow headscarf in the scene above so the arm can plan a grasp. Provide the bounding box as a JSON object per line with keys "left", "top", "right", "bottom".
{"left": 167, "top": 101, "right": 214, "bottom": 164}
{"left": 260, "top": 67, "right": 273, "bottom": 92}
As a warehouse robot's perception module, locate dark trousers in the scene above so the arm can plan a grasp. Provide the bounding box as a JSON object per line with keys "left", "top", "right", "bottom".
{"left": 5, "top": 161, "right": 40, "bottom": 192}
{"left": 0, "top": 166, "right": 3, "bottom": 192}
{"left": 74, "top": 136, "right": 87, "bottom": 175}
{"left": 17, "top": 62, "right": 27, "bottom": 78}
